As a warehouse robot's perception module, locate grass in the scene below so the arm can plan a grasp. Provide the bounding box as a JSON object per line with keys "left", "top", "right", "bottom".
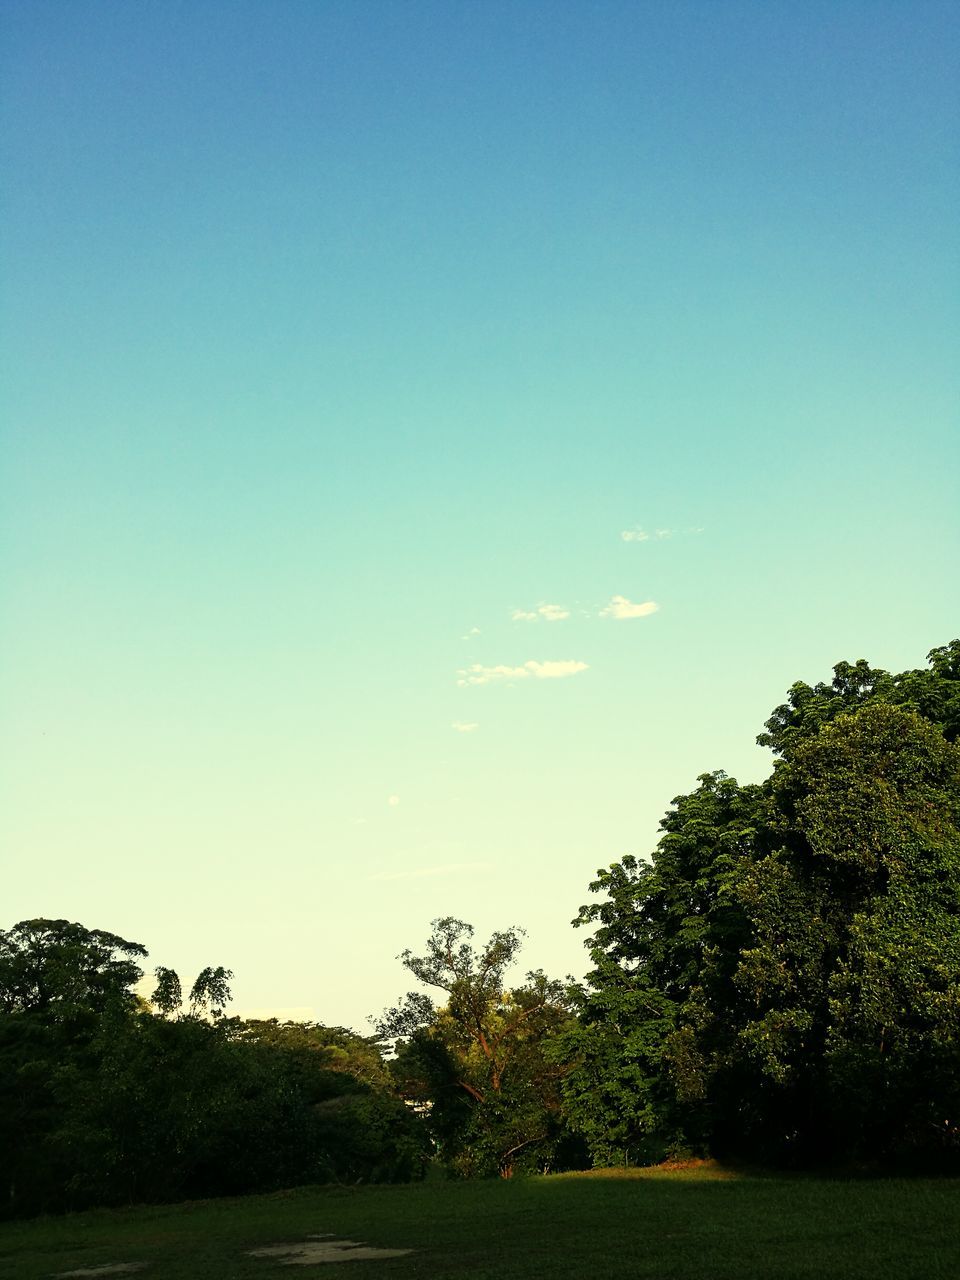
{"left": 2, "top": 1164, "right": 959, "bottom": 1280}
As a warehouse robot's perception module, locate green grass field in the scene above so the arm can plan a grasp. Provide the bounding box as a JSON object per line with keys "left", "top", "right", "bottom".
{"left": 3, "top": 1165, "right": 959, "bottom": 1280}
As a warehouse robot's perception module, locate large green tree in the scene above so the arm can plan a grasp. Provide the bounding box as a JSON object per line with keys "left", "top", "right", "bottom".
{"left": 378, "top": 918, "right": 582, "bottom": 1176}
{"left": 0, "top": 919, "right": 147, "bottom": 1020}
{"left": 0, "top": 920, "right": 151, "bottom": 1211}
{"left": 1, "top": 920, "right": 427, "bottom": 1216}
{"left": 562, "top": 772, "right": 766, "bottom": 1164}
{"left": 566, "top": 643, "right": 960, "bottom": 1167}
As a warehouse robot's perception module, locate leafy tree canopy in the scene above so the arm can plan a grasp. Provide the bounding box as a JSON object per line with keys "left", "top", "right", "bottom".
{"left": 758, "top": 639, "right": 960, "bottom": 755}
{"left": 379, "top": 918, "right": 583, "bottom": 1176}
{"left": 1, "top": 923, "right": 427, "bottom": 1218}
{"left": 0, "top": 919, "right": 146, "bottom": 1021}
{"left": 569, "top": 642, "right": 960, "bottom": 1168}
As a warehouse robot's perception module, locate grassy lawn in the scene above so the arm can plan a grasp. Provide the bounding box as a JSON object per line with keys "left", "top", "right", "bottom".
{"left": 2, "top": 1165, "right": 959, "bottom": 1280}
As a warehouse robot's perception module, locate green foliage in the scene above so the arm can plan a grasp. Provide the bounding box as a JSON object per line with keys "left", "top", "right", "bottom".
{"left": 765, "top": 703, "right": 960, "bottom": 1161}
{"left": 0, "top": 919, "right": 147, "bottom": 1019}
{"left": 758, "top": 639, "right": 960, "bottom": 755}
{"left": 380, "top": 918, "right": 585, "bottom": 1176}
{"left": 571, "top": 642, "right": 960, "bottom": 1168}
{"left": 703, "top": 703, "right": 960, "bottom": 1162}
{"left": 151, "top": 965, "right": 182, "bottom": 1016}
{"left": 561, "top": 771, "right": 767, "bottom": 1163}
{"left": 188, "top": 966, "right": 234, "bottom": 1018}
{"left": 0, "top": 920, "right": 152, "bottom": 1213}
{"left": 0, "top": 923, "right": 427, "bottom": 1218}
{"left": 238, "top": 1018, "right": 394, "bottom": 1091}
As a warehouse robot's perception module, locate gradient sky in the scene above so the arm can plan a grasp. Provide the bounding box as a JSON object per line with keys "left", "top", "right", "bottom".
{"left": 2, "top": 1, "right": 957, "bottom": 1030}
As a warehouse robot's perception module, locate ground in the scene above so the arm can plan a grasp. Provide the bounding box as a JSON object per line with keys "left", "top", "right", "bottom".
{"left": 3, "top": 1166, "right": 959, "bottom": 1280}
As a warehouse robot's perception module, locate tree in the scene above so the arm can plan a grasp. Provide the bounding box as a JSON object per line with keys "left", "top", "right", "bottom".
{"left": 570, "top": 643, "right": 960, "bottom": 1167}
{"left": 378, "top": 918, "right": 582, "bottom": 1176}
{"left": 750, "top": 702, "right": 960, "bottom": 1162}
{"left": 562, "top": 772, "right": 765, "bottom": 1163}
{"left": 151, "top": 966, "right": 182, "bottom": 1016}
{"left": 58, "top": 1011, "right": 428, "bottom": 1203}
{"left": 0, "top": 919, "right": 147, "bottom": 1020}
{"left": 1, "top": 920, "right": 428, "bottom": 1217}
{"left": 757, "top": 639, "right": 960, "bottom": 755}
{"left": 0, "top": 919, "right": 151, "bottom": 1213}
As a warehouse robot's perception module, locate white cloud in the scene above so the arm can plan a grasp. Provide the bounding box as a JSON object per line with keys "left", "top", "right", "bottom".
{"left": 623, "top": 524, "right": 703, "bottom": 542}
{"left": 600, "top": 595, "right": 659, "bottom": 620}
{"left": 367, "top": 861, "right": 492, "bottom": 882}
{"left": 461, "top": 626, "right": 481, "bottom": 639}
{"left": 452, "top": 721, "right": 479, "bottom": 733}
{"left": 457, "top": 659, "right": 588, "bottom": 686}
{"left": 388, "top": 794, "right": 400, "bottom": 806}
{"left": 459, "top": 664, "right": 528, "bottom": 685}
{"left": 512, "top": 603, "right": 570, "bottom": 622}
{"left": 524, "top": 659, "right": 588, "bottom": 678}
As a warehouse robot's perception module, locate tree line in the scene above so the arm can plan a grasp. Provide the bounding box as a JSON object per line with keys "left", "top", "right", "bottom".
{"left": 0, "top": 923, "right": 427, "bottom": 1216}
{"left": 3, "top": 640, "right": 959, "bottom": 1214}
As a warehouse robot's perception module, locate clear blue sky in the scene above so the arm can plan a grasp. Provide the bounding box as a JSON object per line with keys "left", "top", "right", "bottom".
{"left": 2, "top": 1, "right": 957, "bottom": 1029}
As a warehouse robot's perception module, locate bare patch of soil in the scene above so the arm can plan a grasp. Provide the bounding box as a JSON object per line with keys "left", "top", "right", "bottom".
{"left": 249, "top": 1234, "right": 413, "bottom": 1266}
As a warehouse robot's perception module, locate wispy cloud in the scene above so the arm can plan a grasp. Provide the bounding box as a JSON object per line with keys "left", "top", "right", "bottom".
{"left": 367, "top": 861, "right": 492, "bottom": 882}
{"left": 600, "top": 595, "right": 659, "bottom": 620}
{"left": 388, "top": 794, "right": 400, "bottom": 806}
{"left": 457, "top": 659, "right": 588, "bottom": 686}
{"left": 524, "top": 659, "right": 588, "bottom": 678}
{"left": 461, "top": 626, "right": 481, "bottom": 640}
{"left": 452, "top": 721, "right": 479, "bottom": 733}
{"left": 621, "top": 526, "right": 651, "bottom": 542}
{"left": 512, "top": 603, "right": 570, "bottom": 622}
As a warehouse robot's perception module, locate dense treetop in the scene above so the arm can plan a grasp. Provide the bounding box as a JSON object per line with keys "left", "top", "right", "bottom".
{"left": 565, "top": 642, "right": 960, "bottom": 1167}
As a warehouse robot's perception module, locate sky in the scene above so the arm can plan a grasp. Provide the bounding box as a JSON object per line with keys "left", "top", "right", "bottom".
{"left": 2, "top": 0, "right": 958, "bottom": 1031}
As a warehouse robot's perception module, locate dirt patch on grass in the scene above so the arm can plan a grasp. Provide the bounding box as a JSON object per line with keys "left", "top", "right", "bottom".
{"left": 249, "top": 1235, "right": 413, "bottom": 1266}
{"left": 556, "top": 1157, "right": 741, "bottom": 1181}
